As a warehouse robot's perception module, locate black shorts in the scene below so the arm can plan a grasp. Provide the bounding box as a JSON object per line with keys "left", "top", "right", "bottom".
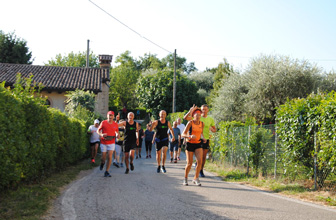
{"left": 186, "top": 142, "right": 202, "bottom": 152}
{"left": 202, "top": 139, "right": 210, "bottom": 150}
{"left": 156, "top": 140, "right": 169, "bottom": 151}
{"left": 179, "top": 138, "right": 184, "bottom": 148}
{"left": 90, "top": 141, "right": 100, "bottom": 147}
{"left": 123, "top": 142, "right": 137, "bottom": 153}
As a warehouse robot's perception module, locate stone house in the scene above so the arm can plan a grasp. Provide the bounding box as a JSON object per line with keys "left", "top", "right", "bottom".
{"left": 0, "top": 55, "right": 113, "bottom": 116}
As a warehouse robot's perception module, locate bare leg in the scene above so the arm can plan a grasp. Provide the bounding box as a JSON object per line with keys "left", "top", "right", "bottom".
{"left": 156, "top": 149, "right": 161, "bottom": 166}
{"left": 201, "top": 149, "right": 208, "bottom": 170}
{"left": 184, "top": 150, "right": 194, "bottom": 178}
{"left": 194, "top": 148, "right": 203, "bottom": 179}
{"left": 162, "top": 146, "right": 168, "bottom": 166}
{"left": 124, "top": 152, "right": 129, "bottom": 169}
{"left": 106, "top": 150, "right": 114, "bottom": 172}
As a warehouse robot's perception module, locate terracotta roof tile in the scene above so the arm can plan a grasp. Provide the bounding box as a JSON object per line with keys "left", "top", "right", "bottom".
{"left": 0, "top": 63, "right": 110, "bottom": 93}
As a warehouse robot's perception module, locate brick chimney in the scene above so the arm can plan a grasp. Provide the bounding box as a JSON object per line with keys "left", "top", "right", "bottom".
{"left": 99, "top": 55, "right": 113, "bottom": 69}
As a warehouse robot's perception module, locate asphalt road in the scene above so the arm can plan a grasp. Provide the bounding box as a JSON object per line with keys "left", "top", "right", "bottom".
{"left": 44, "top": 147, "right": 336, "bottom": 220}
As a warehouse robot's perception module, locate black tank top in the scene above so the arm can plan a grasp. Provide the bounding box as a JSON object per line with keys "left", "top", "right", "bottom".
{"left": 124, "top": 121, "right": 137, "bottom": 145}
{"left": 155, "top": 120, "right": 168, "bottom": 140}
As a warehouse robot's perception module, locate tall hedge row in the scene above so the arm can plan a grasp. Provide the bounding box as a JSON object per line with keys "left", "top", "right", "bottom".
{"left": 0, "top": 85, "right": 88, "bottom": 190}
{"left": 276, "top": 91, "right": 336, "bottom": 183}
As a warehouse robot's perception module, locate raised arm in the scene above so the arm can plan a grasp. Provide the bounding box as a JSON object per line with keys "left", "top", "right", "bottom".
{"left": 149, "top": 120, "right": 158, "bottom": 131}
{"left": 183, "top": 104, "right": 198, "bottom": 121}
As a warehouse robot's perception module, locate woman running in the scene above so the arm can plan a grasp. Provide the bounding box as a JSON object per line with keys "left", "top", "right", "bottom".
{"left": 181, "top": 108, "right": 206, "bottom": 186}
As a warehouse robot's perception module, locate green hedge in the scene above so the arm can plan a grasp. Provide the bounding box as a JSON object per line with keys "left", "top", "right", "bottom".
{"left": 0, "top": 84, "right": 88, "bottom": 190}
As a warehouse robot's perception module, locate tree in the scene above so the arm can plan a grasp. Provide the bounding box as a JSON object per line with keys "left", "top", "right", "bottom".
{"left": 188, "top": 71, "right": 214, "bottom": 104}
{"left": 138, "top": 53, "right": 165, "bottom": 71}
{"left": 45, "top": 51, "right": 99, "bottom": 67}
{"left": 109, "top": 51, "right": 141, "bottom": 110}
{"left": 161, "top": 53, "right": 197, "bottom": 74}
{"left": 65, "top": 89, "right": 96, "bottom": 116}
{"left": 212, "top": 72, "right": 248, "bottom": 122}
{"left": 244, "top": 54, "right": 321, "bottom": 123}
{"left": 208, "top": 58, "right": 234, "bottom": 106}
{"left": 136, "top": 69, "right": 201, "bottom": 116}
{"left": 0, "top": 31, "right": 33, "bottom": 64}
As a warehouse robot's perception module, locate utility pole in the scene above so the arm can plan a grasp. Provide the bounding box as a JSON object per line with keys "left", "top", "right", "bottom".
{"left": 86, "top": 40, "right": 90, "bottom": 68}
{"left": 172, "top": 49, "right": 176, "bottom": 113}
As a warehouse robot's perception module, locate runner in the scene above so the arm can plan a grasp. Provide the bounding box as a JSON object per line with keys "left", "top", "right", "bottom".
{"left": 169, "top": 121, "right": 181, "bottom": 163}
{"left": 118, "top": 112, "right": 139, "bottom": 174}
{"left": 176, "top": 118, "right": 186, "bottom": 161}
{"left": 184, "top": 104, "right": 216, "bottom": 177}
{"left": 97, "top": 111, "right": 119, "bottom": 177}
{"left": 144, "top": 123, "right": 154, "bottom": 158}
{"left": 150, "top": 110, "right": 175, "bottom": 173}
{"left": 87, "top": 119, "right": 100, "bottom": 163}
{"left": 113, "top": 113, "right": 122, "bottom": 168}
{"left": 181, "top": 108, "right": 206, "bottom": 186}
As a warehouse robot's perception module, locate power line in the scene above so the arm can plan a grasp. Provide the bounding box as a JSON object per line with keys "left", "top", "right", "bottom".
{"left": 88, "top": 0, "right": 172, "bottom": 54}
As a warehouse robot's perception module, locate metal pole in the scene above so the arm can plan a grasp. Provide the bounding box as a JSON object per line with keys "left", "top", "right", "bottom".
{"left": 274, "top": 131, "right": 277, "bottom": 179}
{"left": 86, "top": 40, "right": 90, "bottom": 68}
{"left": 172, "top": 49, "right": 176, "bottom": 113}
{"left": 247, "top": 126, "right": 250, "bottom": 175}
{"left": 314, "top": 130, "right": 317, "bottom": 190}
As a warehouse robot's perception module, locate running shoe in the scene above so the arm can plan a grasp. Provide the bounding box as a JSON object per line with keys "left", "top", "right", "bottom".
{"left": 183, "top": 178, "right": 188, "bottom": 186}
{"left": 136, "top": 156, "right": 138, "bottom": 159}
{"left": 157, "top": 166, "right": 161, "bottom": 173}
{"left": 104, "top": 171, "right": 111, "bottom": 177}
{"left": 177, "top": 156, "right": 180, "bottom": 161}
{"left": 100, "top": 163, "right": 104, "bottom": 171}
{"left": 149, "top": 155, "right": 152, "bottom": 158}
{"left": 113, "top": 162, "right": 119, "bottom": 168}
{"left": 174, "top": 158, "right": 177, "bottom": 163}
{"left": 200, "top": 170, "right": 205, "bottom": 177}
{"left": 130, "top": 163, "right": 134, "bottom": 171}
{"left": 120, "top": 163, "right": 124, "bottom": 167}
{"left": 192, "top": 178, "right": 201, "bottom": 186}
{"left": 146, "top": 155, "right": 149, "bottom": 159}
{"left": 125, "top": 168, "right": 129, "bottom": 174}
{"left": 161, "top": 166, "right": 166, "bottom": 173}
{"left": 139, "top": 154, "right": 141, "bottom": 158}
{"left": 170, "top": 158, "right": 173, "bottom": 163}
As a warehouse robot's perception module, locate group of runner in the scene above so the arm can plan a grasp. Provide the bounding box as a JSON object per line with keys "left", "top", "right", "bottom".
{"left": 87, "top": 104, "right": 216, "bottom": 186}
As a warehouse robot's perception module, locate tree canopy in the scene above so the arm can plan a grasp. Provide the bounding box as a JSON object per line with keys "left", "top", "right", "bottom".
{"left": 136, "top": 69, "right": 201, "bottom": 117}
{"left": 45, "top": 51, "right": 99, "bottom": 67}
{"left": 0, "top": 31, "right": 33, "bottom": 64}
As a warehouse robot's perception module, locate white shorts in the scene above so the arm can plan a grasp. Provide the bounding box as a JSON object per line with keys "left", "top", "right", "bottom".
{"left": 100, "top": 143, "right": 115, "bottom": 152}
{"left": 115, "top": 144, "right": 121, "bottom": 155}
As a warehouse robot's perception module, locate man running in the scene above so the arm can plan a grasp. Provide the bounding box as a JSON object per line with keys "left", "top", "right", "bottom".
{"left": 150, "top": 110, "right": 175, "bottom": 173}
{"left": 97, "top": 111, "right": 119, "bottom": 177}
{"left": 169, "top": 121, "right": 181, "bottom": 163}
{"left": 87, "top": 119, "right": 100, "bottom": 163}
{"left": 184, "top": 104, "right": 216, "bottom": 177}
{"left": 118, "top": 112, "right": 139, "bottom": 174}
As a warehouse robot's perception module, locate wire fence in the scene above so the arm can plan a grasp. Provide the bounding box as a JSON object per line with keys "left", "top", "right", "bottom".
{"left": 210, "top": 124, "right": 336, "bottom": 192}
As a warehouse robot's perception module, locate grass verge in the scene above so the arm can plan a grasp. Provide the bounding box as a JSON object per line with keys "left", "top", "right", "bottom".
{"left": 0, "top": 158, "right": 98, "bottom": 220}
{"left": 205, "top": 162, "right": 336, "bottom": 207}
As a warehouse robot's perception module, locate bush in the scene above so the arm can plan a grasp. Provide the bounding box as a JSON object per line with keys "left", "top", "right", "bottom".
{"left": 0, "top": 77, "right": 89, "bottom": 190}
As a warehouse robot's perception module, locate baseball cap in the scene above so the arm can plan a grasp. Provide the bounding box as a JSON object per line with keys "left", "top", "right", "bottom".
{"left": 94, "top": 119, "right": 99, "bottom": 124}
{"left": 107, "top": 111, "right": 115, "bottom": 115}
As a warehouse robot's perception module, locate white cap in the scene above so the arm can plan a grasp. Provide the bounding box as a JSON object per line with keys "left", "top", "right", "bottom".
{"left": 94, "top": 119, "right": 100, "bottom": 124}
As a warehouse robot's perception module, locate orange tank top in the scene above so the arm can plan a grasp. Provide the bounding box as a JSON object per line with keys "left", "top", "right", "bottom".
{"left": 187, "top": 121, "right": 203, "bottom": 144}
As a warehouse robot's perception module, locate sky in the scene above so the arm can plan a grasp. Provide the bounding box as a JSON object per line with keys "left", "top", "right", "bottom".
{"left": 1, "top": 0, "right": 336, "bottom": 72}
